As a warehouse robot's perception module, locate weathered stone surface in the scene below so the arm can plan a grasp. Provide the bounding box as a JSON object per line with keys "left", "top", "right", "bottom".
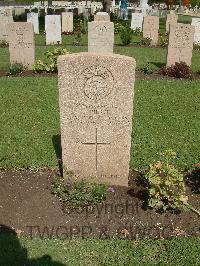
{"left": 191, "top": 17, "right": 200, "bottom": 44}
{"left": 27, "top": 12, "right": 39, "bottom": 34}
{"left": 143, "top": 16, "right": 159, "bottom": 45}
{"left": 45, "top": 15, "right": 62, "bottom": 45}
{"left": 166, "top": 14, "right": 178, "bottom": 32}
{"left": 0, "top": 9, "right": 13, "bottom": 41}
{"left": 61, "top": 12, "right": 73, "bottom": 33}
{"left": 88, "top": 21, "right": 114, "bottom": 53}
{"left": 167, "top": 23, "right": 195, "bottom": 66}
{"left": 7, "top": 22, "right": 35, "bottom": 69}
{"left": 94, "top": 12, "right": 110, "bottom": 21}
{"left": 58, "top": 52, "right": 136, "bottom": 186}
{"left": 131, "top": 13, "right": 143, "bottom": 31}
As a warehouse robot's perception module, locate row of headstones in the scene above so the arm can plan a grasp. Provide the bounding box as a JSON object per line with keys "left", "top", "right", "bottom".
{"left": 131, "top": 13, "right": 200, "bottom": 44}
{"left": 6, "top": 12, "right": 195, "bottom": 70}
{"left": 5, "top": 12, "right": 111, "bottom": 69}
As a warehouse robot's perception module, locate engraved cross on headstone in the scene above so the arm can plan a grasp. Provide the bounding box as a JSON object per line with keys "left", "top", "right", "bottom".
{"left": 82, "top": 128, "right": 110, "bottom": 171}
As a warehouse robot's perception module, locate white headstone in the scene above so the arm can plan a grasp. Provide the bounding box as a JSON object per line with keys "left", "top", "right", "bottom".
{"left": 191, "top": 17, "right": 200, "bottom": 44}
{"left": 45, "top": 15, "right": 62, "bottom": 45}
{"left": 61, "top": 12, "right": 73, "bottom": 33}
{"left": 88, "top": 21, "right": 114, "bottom": 53}
{"left": 131, "top": 13, "right": 143, "bottom": 31}
{"left": 27, "top": 13, "right": 39, "bottom": 34}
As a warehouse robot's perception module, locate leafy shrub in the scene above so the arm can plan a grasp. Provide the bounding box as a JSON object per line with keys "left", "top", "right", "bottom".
{"left": 114, "top": 22, "right": 124, "bottom": 34}
{"left": 132, "top": 28, "right": 142, "bottom": 36}
{"left": 73, "top": 31, "right": 82, "bottom": 46}
{"left": 159, "top": 62, "right": 192, "bottom": 79}
{"left": 193, "top": 43, "right": 200, "bottom": 50}
{"left": 9, "top": 63, "right": 24, "bottom": 75}
{"left": 145, "top": 150, "right": 189, "bottom": 212}
{"left": 141, "top": 62, "right": 153, "bottom": 75}
{"left": 51, "top": 175, "right": 108, "bottom": 208}
{"left": 33, "top": 48, "right": 68, "bottom": 73}
{"left": 158, "top": 33, "right": 168, "bottom": 47}
{"left": 0, "top": 40, "right": 9, "bottom": 48}
{"left": 140, "top": 37, "right": 152, "bottom": 46}
{"left": 119, "top": 26, "right": 133, "bottom": 46}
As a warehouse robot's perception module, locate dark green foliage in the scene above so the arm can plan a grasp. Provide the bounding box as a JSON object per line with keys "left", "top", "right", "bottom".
{"left": 0, "top": 40, "right": 9, "bottom": 48}
{"left": 159, "top": 62, "right": 192, "bottom": 79}
{"left": 141, "top": 62, "right": 153, "bottom": 75}
{"left": 140, "top": 37, "right": 152, "bottom": 46}
{"left": 119, "top": 26, "right": 133, "bottom": 46}
{"left": 9, "top": 63, "right": 24, "bottom": 75}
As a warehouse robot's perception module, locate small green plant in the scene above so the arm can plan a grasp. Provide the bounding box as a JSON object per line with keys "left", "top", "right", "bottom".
{"left": 119, "top": 26, "right": 133, "bottom": 46}
{"left": 114, "top": 21, "right": 124, "bottom": 34}
{"left": 73, "top": 31, "right": 82, "bottom": 46}
{"left": 33, "top": 48, "right": 68, "bottom": 73}
{"left": 193, "top": 43, "right": 200, "bottom": 50}
{"left": 159, "top": 62, "right": 192, "bottom": 79}
{"left": 141, "top": 62, "right": 153, "bottom": 75}
{"left": 0, "top": 40, "right": 9, "bottom": 48}
{"left": 132, "top": 28, "right": 142, "bottom": 36}
{"left": 51, "top": 175, "right": 108, "bottom": 208}
{"left": 158, "top": 33, "right": 168, "bottom": 47}
{"left": 140, "top": 37, "right": 152, "bottom": 46}
{"left": 9, "top": 63, "right": 24, "bottom": 75}
{"left": 145, "top": 150, "right": 200, "bottom": 216}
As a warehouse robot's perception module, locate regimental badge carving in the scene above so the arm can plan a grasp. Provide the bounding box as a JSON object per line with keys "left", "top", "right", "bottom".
{"left": 81, "top": 66, "right": 114, "bottom": 102}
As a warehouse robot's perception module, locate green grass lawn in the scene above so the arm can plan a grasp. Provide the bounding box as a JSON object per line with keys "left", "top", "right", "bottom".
{"left": 0, "top": 235, "right": 200, "bottom": 265}
{"left": 1, "top": 45, "right": 200, "bottom": 72}
{"left": 0, "top": 77, "right": 199, "bottom": 170}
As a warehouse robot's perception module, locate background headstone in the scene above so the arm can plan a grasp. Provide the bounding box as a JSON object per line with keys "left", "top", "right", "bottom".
{"left": 94, "top": 12, "right": 110, "bottom": 21}
{"left": 58, "top": 52, "right": 136, "bottom": 186}
{"left": 166, "top": 14, "right": 178, "bottom": 32}
{"left": 7, "top": 22, "right": 35, "bottom": 69}
{"left": 143, "top": 16, "right": 159, "bottom": 45}
{"left": 88, "top": 21, "right": 114, "bottom": 53}
{"left": 45, "top": 15, "right": 62, "bottom": 45}
{"left": 61, "top": 12, "right": 73, "bottom": 33}
{"left": 27, "top": 12, "right": 39, "bottom": 34}
{"left": 167, "top": 23, "right": 195, "bottom": 66}
{"left": 0, "top": 15, "right": 13, "bottom": 41}
{"left": 131, "top": 13, "right": 143, "bottom": 31}
{"left": 191, "top": 17, "right": 200, "bottom": 44}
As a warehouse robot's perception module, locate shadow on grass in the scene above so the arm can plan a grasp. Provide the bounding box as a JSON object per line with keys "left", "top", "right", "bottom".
{"left": 0, "top": 224, "right": 66, "bottom": 266}
{"left": 52, "top": 135, "right": 63, "bottom": 177}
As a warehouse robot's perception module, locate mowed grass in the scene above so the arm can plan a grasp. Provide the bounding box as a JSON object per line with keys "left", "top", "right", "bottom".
{"left": 1, "top": 45, "right": 200, "bottom": 72}
{"left": 0, "top": 77, "right": 199, "bottom": 170}
{"left": 0, "top": 235, "right": 200, "bottom": 266}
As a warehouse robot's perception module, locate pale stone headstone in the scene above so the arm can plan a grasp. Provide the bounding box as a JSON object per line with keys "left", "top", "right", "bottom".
{"left": 27, "top": 12, "right": 39, "bottom": 34}
{"left": 0, "top": 16, "right": 13, "bottom": 41}
{"left": 45, "top": 15, "right": 62, "bottom": 45}
{"left": 58, "top": 52, "right": 136, "bottom": 186}
{"left": 88, "top": 21, "right": 114, "bottom": 53}
{"left": 166, "top": 14, "right": 178, "bottom": 32}
{"left": 14, "top": 8, "right": 25, "bottom": 16}
{"left": 167, "top": 23, "right": 195, "bottom": 66}
{"left": 7, "top": 22, "right": 35, "bottom": 69}
{"left": 191, "top": 17, "right": 200, "bottom": 44}
{"left": 94, "top": 12, "right": 110, "bottom": 21}
{"left": 143, "top": 16, "right": 159, "bottom": 45}
{"left": 131, "top": 13, "right": 143, "bottom": 31}
{"left": 61, "top": 12, "right": 73, "bottom": 33}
